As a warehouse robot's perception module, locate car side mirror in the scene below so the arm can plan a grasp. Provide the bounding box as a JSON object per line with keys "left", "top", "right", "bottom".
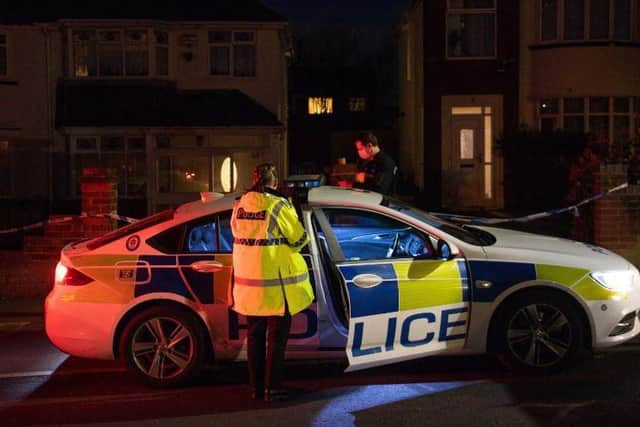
{"left": 437, "top": 240, "right": 453, "bottom": 260}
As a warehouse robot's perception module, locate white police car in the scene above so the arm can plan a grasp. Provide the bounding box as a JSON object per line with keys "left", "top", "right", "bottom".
{"left": 46, "top": 186, "right": 640, "bottom": 386}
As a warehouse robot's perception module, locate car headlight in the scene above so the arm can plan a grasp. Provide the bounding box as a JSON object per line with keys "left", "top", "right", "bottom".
{"left": 590, "top": 270, "right": 633, "bottom": 292}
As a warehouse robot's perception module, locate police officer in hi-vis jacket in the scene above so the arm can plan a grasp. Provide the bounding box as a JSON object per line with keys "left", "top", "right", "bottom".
{"left": 230, "top": 162, "right": 313, "bottom": 402}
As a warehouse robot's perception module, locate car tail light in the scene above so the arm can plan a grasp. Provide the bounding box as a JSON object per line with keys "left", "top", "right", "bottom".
{"left": 55, "top": 262, "right": 93, "bottom": 286}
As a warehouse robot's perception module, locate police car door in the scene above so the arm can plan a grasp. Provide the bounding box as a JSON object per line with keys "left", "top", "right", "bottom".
{"left": 314, "top": 208, "right": 470, "bottom": 372}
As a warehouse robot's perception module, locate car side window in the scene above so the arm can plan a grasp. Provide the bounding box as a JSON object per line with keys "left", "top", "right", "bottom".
{"left": 186, "top": 219, "right": 218, "bottom": 253}
{"left": 323, "top": 208, "right": 434, "bottom": 261}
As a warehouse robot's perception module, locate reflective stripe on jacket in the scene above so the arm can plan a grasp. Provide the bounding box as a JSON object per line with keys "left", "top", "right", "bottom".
{"left": 230, "top": 190, "right": 313, "bottom": 316}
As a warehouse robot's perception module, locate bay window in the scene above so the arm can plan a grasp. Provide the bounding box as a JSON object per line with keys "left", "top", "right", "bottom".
{"left": 540, "top": 0, "right": 632, "bottom": 42}
{"left": 71, "top": 28, "right": 167, "bottom": 78}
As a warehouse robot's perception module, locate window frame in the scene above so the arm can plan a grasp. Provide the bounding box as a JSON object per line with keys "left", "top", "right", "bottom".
{"left": 446, "top": 0, "right": 497, "bottom": 60}
{"left": 69, "top": 28, "right": 163, "bottom": 78}
{"left": 70, "top": 135, "right": 147, "bottom": 198}
{"left": 0, "top": 31, "right": 8, "bottom": 77}
{"left": 538, "top": 0, "right": 634, "bottom": 43}
{"left": 537, "top": 96, "right": 638, "bottom": 152}
{"left": 208, "top": 29, "right": 257, "bottom": 78}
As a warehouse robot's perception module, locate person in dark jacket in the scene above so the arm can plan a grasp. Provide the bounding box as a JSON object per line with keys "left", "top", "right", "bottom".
{"left": 353, "top": 132, "right": 397, "bottom": 195}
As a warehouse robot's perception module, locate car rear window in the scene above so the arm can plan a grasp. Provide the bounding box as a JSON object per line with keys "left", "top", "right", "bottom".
{"left": 85, "top": 209, "right": 175, "bottom": 250}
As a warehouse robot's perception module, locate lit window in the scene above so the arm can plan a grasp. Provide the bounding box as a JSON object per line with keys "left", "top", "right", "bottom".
{"left": 349, "top": 97, "right": 367, "bottom": 112}
{"left": 447, "top": 0, "right": 496, "bottom": 58}
{"left": 220, "top": 157, "right": 238, "bottom": 192}
{"left": 0, "top": 33, "right": 7, "bottom": 76}
{"left": 308, "top": 97, "right": 333, "bottom": 115}
{"left": 209, "top": 30, "right": 256, "bottom": 77}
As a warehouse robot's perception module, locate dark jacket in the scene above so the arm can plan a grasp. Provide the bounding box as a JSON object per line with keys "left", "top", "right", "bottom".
{"left": 354, "top": 150, "right": 397, "bottom": 195}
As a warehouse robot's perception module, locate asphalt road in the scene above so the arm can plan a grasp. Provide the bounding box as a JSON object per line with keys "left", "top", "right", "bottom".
{"left": 2, "top": 317, "right": 640, "bottom": 427}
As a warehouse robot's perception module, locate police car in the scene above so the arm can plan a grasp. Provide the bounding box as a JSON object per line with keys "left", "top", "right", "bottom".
{"left": 46, "top": 186, "right": 640, "bottom": 386}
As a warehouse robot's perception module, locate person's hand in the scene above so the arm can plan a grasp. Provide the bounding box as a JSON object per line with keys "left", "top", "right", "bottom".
{"left": 355, "top": 172, "right": 366, "bottom": 183}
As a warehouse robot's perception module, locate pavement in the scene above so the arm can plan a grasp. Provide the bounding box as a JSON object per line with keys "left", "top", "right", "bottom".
{"left": 0, "top": 297, "right": 45, "bottom": 317}
{"left": 0, "top": 297, "right": 45, "bottom": 333}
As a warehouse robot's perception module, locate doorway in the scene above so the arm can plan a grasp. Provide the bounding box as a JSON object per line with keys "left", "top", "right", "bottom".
{"left": 442, "top": 96, "right": 502, "bottom": 210}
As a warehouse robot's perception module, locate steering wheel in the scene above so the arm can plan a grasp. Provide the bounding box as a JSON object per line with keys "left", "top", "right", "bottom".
{"left": 386, "top": 233, "right": 400, "bottom": 258}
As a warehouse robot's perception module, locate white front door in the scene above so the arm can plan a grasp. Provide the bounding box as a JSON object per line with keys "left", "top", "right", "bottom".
{"left": 442, "top": 96, "right": 501, "bottom": 210}
{"left": 451, "top": 115, "right": 485, "bottom": 208}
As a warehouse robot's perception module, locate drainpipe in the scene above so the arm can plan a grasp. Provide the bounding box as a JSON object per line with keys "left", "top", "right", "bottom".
{"left": 40, "top": 24, "right": 54, "bottom": 213}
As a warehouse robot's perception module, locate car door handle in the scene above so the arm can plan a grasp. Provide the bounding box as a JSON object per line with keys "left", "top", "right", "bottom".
{"left": 190, "top": 260, "right": 224, "bottom": 273}
{"left": 352, "top": 274, "right": 383, "bottom": 289}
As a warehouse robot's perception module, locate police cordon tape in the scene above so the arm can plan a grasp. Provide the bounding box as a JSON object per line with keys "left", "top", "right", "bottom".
{"left": 0, "top": 212, "right": 138, "bottom": 235}
{"left": 431, "top": 182, "right": 629, "bottom": 225}
{"left": 0, "top": 182, "right": 629, "bottom": 234}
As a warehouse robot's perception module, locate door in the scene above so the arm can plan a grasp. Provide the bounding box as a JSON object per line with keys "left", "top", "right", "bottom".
{"left": 314, "top": 208, "right": 470, "bottom": 372}
{"left": 451, "top": 115, "right": 485, "bottom": 208}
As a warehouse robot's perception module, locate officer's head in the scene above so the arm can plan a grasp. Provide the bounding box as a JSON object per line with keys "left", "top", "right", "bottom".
{"left": 252, "top": 162, "right": 278, "bottom": 192}
{"left": 355, "top": 132, "right": 380, "bottom": 160}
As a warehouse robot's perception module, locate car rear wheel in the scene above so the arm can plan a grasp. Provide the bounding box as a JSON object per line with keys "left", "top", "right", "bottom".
{"left": 491, "top": 291, "right": 585, "bottom": 373}
{"left": 120, "top": 306, "right": 206, "bottom": 387}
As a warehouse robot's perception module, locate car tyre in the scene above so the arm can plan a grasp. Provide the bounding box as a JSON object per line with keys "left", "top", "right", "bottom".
{"left": 490, "top": 290, "right": 585, "bottom": 373}
{"left": 120, "top": 305, "right": 206, "bottom": 387}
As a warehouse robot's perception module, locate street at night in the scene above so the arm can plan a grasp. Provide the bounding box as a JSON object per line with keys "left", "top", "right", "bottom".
{"left": 2, "top": 315, "right": 640, "bottom": 426}
{"left": 2, "top": 0, "right": 640, "bottom": 425}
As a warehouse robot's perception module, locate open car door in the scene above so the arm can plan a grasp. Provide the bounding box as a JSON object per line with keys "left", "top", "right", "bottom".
{"left": 314, "top": 207, "right": 470, "bottom": 372}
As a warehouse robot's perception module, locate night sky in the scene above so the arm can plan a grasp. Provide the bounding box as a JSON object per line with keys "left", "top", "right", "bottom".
{"left": 262, "top": 0, "right": 411, "bottom": 49}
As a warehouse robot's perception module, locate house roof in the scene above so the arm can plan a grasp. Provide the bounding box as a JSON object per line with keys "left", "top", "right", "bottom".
{"left": 1, "top": 0, "right": 285, "bottom": 25}
{"left": 56, "top": 80, "right": 282, "bottom": 128}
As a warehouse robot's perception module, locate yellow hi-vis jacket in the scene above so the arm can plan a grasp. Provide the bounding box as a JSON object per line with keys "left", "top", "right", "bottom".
{"left": 230, "top": 189, "right": 313, "bottom": 316}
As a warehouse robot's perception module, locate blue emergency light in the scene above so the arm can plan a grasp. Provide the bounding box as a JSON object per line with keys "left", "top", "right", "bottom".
{"left": 284, "top": 174, "right": 325, "bottom": 189}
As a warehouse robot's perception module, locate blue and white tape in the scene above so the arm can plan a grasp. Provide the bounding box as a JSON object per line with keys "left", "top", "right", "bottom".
{"left": 0, "top": 212, "right": 138, "bottom": 235}
{"left": 431, "top": 182, "right": 629, "bottom": 225}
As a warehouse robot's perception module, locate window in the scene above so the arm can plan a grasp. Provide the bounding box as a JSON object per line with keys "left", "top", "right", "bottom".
{"left": 72, "top": 136, "right": 146, "bottom": 197}
{"left": 0, "top": 33, "right": 7, "bottom": 76}
{"left": 208, "top": 30, "right": 256, "bottom": 77}
{"left": 540, "top": 0, "right": 632, "bottom": 42}
{"left": 157, "top": 153, "right": 242, "bottom": 194}
{"left": 308, "top": 97, "right": 333, "bottom": 115}
{"left": 155, "top": 31, "right": 169, "bottom": 76}
{"left": 538, "top": 96, "right": 639, "bottom": 156}
{"left": 447, "top": 0, "right": 496, "bottom": 58}
{"left": 125, "top": 30, "right": 149, "bottom": 76}
{"left": 71, "top": 29, "right": 159, "bottom": 77}
{"left": 348, "top": 97, "right": 367, "bottom": 112}
{"left": 322, "top": 208, "right": 434, "bottom": 261}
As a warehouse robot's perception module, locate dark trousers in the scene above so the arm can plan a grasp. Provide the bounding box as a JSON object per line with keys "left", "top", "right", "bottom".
{"left": 246, "top": 313, "right": 292, "bottom": 392}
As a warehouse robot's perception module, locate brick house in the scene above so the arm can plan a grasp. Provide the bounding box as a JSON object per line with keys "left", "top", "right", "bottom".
{"left": 399, "top": 0, "right": 640, "bottom": 210}
{"left": 0, "top": 0, "right": 291, "bottom": 221}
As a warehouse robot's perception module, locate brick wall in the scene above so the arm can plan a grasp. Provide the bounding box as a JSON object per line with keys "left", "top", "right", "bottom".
{"left": 0, "top": 168, "right": 118, "bottom": 298}
{"left": 594, "top": 164, "right": 640, "bottom": 266}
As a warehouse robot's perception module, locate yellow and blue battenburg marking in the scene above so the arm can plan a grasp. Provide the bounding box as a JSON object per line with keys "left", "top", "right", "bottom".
{"left": 468, "top": 261, "right": 624, "bottom": 301}
{"left": 339, "top": 259, "right": 469, "bottom": 318}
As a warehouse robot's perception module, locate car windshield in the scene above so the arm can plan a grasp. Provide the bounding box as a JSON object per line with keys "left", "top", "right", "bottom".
{"left": 382, "top": 197, "right": 495, "bottom": 246}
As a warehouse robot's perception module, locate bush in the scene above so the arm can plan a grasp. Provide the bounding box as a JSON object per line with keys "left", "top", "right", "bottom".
{"left": 499, "top": 129, "right": 588, "bottom": 212}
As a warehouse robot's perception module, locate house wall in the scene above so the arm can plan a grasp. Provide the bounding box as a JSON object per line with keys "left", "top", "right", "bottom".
{"left": 595, "top": 164, "right": 640, "bottom": 266}
{"left": 421, "top": 0, "right": 520, "bottom": 209}
{"left": 398, "top": 0, "right": 424, "bottom": 192}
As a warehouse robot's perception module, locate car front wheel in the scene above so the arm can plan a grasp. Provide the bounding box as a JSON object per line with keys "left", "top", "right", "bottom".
{"left": 120, "top": 306, "right": 206, "bottom": 387}
{"left": 491, "top": 291, "right": 585, "bottom": 373}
